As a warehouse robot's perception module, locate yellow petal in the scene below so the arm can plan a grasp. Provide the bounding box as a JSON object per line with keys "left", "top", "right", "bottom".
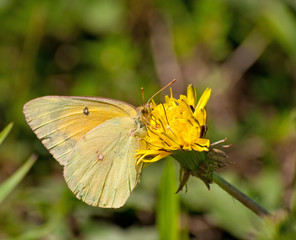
{"left": 187, "top": 84, "right": 197, "bottom": 107}
{"left": 195, "top": 88, "right": 211, "bottom": 111}
{"left": 196, "top": 138, "right": 210, "bottom": 147}
{"left": 192, "top": 144, "right": 209, "bottom": 152}
{"left": 141, "top": 152, "right": 171, "bottom": 163}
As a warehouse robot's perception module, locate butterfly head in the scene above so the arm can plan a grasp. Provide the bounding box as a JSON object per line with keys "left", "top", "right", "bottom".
{"left": 139, "top": 79, "right": 176, "bottom": 122}
{"left": 140, "top": 102, "right": 152, "bottom": 115}
{"left": 135, "top": 102, "right": 153, "bottom": 127}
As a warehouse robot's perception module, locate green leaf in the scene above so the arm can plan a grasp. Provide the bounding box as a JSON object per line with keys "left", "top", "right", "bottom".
{"left": 261, "top": 0, "right": 296, "bottom": 59}
{"left": 0, "top": 122, "right": 14, "bottom": 146}
{"left": 156, "top": 159, "right": 181, "bottom": 240}
{"left": 0, "top": 154, "right": 37, "bottom": 204}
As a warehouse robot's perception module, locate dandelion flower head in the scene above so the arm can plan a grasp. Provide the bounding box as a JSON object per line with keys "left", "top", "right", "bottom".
{"left": 137, "top": 85, "right": 211, "bottom": 164}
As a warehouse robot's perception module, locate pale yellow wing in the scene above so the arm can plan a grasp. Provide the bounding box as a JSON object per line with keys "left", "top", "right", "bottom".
{"left": 64, "top": 116, "right": 145, "bottom": 208}
{"left": 23, "top": 96, "right": 137, "bottom": 165}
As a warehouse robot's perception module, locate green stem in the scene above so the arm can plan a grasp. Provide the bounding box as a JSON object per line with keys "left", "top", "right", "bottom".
{"left": 212, "top": 172, "right": 270, "bottom": 217}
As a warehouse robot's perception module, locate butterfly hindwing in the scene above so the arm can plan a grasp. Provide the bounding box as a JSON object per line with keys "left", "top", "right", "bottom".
{"left": 23, "top": 96, "right": 137, "bottom": 165}
{"left": 64, "top": 116, "right": 144, "bottom": 208}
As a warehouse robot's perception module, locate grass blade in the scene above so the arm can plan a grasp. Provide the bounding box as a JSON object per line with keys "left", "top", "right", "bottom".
{"left": 0, "top": 154, "right": 37, "bottom": 204}
{"left": 0, "top": 122, "right": 14, "bottom": 146}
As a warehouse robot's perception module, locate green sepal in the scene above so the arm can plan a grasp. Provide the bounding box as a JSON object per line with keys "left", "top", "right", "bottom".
{"left": 171, "top": 150, "right": 213, "bottom": 190}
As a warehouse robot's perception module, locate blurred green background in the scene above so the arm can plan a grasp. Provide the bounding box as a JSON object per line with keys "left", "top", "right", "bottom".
{"left": 1, "top": 0, "right": 296, "bottom": 239}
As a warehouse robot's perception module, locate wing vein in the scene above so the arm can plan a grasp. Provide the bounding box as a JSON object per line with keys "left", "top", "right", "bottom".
{"left": 32, "top": 112, "right": 88, "bottom": 130}
{"left": 46, "top": 127, "right": 90, "bottom": 149}
{"left": 38, "top": 121, "right": 85, "bottom": 139}
{"left": 72, "top": 134, "right": 124, "bottom": 195}
{"left": 98, "top": 133, "right": 130, "bottom": 206}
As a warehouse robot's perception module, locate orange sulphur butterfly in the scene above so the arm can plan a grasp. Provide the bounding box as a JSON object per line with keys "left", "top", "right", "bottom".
{"left": 23, "top": 81, "right": 175, "bottom": 208}
{"left": 23, "top": 96, "right": 148, "bottom": 208}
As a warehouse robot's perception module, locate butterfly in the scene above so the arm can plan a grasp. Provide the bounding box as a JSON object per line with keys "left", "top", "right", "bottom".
{"left": 23, "top": 95, "right": 149, "bottom": 208}
{"left": 23, "top": 81, "right": 175, "bottom": 208}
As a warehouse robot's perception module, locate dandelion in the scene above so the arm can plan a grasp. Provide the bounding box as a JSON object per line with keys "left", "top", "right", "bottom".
{"left": 137, "top": 84, "right": 227, "bottom": 191}
{"left": 136, "top": 84, "right": 269, "bottom": 217}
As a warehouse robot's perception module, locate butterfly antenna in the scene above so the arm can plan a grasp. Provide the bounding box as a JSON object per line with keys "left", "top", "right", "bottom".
{"left": 147, "top": 79, "right": 176, "bottom": 103}
{"left": 141, "top": 87, "right": 145, "bottom": 105}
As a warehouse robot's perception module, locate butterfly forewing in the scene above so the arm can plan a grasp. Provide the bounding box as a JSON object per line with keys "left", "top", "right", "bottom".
{"left": 23, "top": 96, "right": 137, "bottom": 165}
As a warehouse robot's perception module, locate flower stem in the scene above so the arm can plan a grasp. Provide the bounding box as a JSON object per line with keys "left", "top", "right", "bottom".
{"left": 212, "top": 172, "right": 270, "bottom": 217}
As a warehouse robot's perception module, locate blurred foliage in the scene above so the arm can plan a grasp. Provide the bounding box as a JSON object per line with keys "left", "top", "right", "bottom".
{"left": 0, "top": 123, "right": 37, "bottom": 204}
{"left": 0, "top": 153, "right": 36, "bottom": 205}
{"left": 0, "top": 0, "right": 296, "bottom": 239}
{"left": 157, "top": 159, "right": 181, "bottom": 240}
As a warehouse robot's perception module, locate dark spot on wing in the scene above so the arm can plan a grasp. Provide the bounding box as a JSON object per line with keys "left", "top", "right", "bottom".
{"left": 41, "top": 136, "right": 52, "bottom": 141}
{"left": 83, "top": 107, "right": 89, "bottom": 115}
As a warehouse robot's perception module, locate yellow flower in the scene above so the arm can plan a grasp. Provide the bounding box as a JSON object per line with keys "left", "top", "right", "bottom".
{"left": 136, "top": 84, "right": 211, "bottom": 164}
{"left": 137, "top": 84, "right": 229, "bottom": 191}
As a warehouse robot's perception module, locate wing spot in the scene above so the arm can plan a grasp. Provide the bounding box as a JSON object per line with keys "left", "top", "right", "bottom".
{"left": 83, "top": 107, "right": 89, "bottom": 115}
{"left": 98, "top": 153, "right": 104, "bottom": 161}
